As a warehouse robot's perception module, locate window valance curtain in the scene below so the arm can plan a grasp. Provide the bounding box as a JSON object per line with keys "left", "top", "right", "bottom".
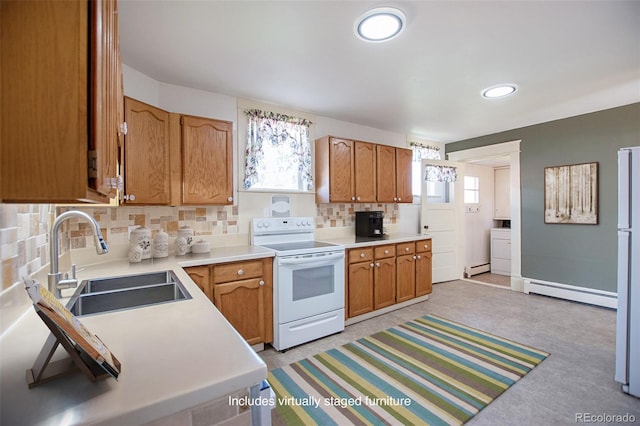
{"left": 244, "top": 109, "right": 313, "bottom": 190}
{"left": 410, "top": 141, "right": 441, "bottom": 161}
{"left": 424, "top": 164, "right": 458, "bottom": 183}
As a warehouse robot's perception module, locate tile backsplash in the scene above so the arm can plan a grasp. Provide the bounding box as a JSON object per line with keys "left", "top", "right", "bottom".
{"left": 61, "top": 205, "right": 239, "bottom": 249}
{"left": 0, "top": 204, "right": 52, "bottom": 291}
{"left": 316, "top": 203, "right": 398, "bottom": 229}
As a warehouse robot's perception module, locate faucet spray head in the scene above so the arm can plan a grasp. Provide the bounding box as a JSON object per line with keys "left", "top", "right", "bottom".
{"left": 94, "top": 235, "right": 109, "bottom": 255}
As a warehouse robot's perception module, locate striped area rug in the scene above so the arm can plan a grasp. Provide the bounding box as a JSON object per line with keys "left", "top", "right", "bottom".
{"left": 268, "top": 314, "right": 549, "bottom": 425}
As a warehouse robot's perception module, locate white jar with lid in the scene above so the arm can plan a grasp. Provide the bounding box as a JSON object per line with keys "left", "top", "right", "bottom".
{"left": 130, "top": 226, "right": 152, "bottom": 260}
{"left": 175, "top": 236, "right": 189, "bottom": 256}
{"left": 177, "top": 225, "right": 194, "bottom": 253}
{"left": 153, "top": 229, "right": 169, "bottom": 258}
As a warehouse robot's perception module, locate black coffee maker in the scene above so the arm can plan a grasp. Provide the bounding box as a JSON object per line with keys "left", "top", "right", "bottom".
{"left": 355, "top": 211, "right": 384, "bottom": 237}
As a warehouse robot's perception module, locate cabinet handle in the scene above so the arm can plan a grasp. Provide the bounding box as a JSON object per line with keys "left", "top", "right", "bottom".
{"left": 375, "top": 262, "right": 380, "bottom": 267}
{"left": 370, "top": 263, "right": 374, "bottom": 268}
{"left": 237, "top": 269, "right": 244, "bottom": 276}
{"left": 259, "top": 280, "right": 264, "bottom": 286}
{"left": 360, "top": 252, "right": 366, "bottom": 258}
{"left": 227, "top": 196, "right": 233, "bottom": 202}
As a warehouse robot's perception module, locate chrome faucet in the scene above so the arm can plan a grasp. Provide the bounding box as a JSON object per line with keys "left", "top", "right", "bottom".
{"left": 48, "top": 210, "right": 108, "bottom": 298}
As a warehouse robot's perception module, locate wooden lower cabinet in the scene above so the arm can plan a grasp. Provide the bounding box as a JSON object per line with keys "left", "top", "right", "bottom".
{"left": 374, "top": 257, "right": 396, "bottom": 309}
{"left": 396, "top": 254, "right": 416, "bottom": 303}
{"left": 348, "top": 261, "right": 374, "bottom": 317}
{"left": 346, "top": 239, "right": 432, "bottom": 319}
{"left": 183, "top": 257, "right": 273, "bottom": 345}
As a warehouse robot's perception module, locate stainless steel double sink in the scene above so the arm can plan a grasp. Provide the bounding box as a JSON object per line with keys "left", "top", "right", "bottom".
{"left": 67, "top": 270, "right": 191, "bottom": 316}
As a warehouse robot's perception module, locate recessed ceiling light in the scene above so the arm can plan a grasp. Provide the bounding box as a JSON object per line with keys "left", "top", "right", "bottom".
{"left": 355, "top": 7, "right": 406, "bottom": 42}
{"left": 481, "top": 84, "right": 518, "bottom": 99}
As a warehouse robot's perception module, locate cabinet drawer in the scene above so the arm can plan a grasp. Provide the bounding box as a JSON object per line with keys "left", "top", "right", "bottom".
{"left": 213, "top": 260, "right": 263, "bottom": 283}
{"left": 349, "top": 247, "right": 373, "bottom": 263}
{"left": 415, "top": 239, "right": 432, "bottom": 253}
{"left": 374, "top": 244, "right": 395, "bottom": 259}
{"left": 396, "top": 242, "right": 415, "bottom": 255}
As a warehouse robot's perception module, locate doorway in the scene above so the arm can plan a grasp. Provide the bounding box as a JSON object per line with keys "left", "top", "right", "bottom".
{"left": 447, "top": 140, "right": 523, "bottom": 292}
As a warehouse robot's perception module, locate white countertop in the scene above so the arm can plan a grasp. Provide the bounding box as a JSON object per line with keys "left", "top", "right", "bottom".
{"left": 0, "top": 246, "right": 275, "bottom": 426}
{"left": 318, "top": 232, "right": 431, "bottom": 248}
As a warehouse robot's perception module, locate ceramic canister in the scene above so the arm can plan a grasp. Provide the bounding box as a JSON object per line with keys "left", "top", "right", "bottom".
{"left": 177, "top": 225, "right": 194, "bottom": 253}
{"left": 128, "top": 243, "right": 143, "bottom": 263}
{"left": 175, "top": 236, "right": 189, "bottom": 256}
{"left": 130, "top": 226, "right": 152, "bottom": 260}
{"left": 153, "top": 229, "right": 169, "bottom": 258}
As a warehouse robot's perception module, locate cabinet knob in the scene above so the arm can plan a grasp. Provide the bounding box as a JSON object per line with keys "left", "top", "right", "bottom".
{"left": 360, "top": 252, "right": 365, "bottom": 258}
{"left": 237, "top": 269, "right": 244, "bottom": 276}
{"left": 393, "top": 197, "right": 397, "bottom": 201}
{"left": 417, "top": 255, "right": 421, "bottom": 259}
{"left": 398, "top": 197, "right": 401, "bottom": 201}
{"left": 375, "top": 262, "right": 380, "bottom": 267}
{"left": 370, "top": 263, "right": 374, "bottom": 268}
{"left": 384, "top": 250, "right": 389, "bottom": 254}
{"left": 405, "top": 247, "right": 409, "bottom": 252}
{"left": 227, "top": 196, "right": 233, "bottom": 202}
{"left": 424, "top": 244, "right": 429, "bottom": 249}
{"left": 259, "top": 280, "right": 264, "bottom": 286}
{"left": 352, "top": 196, "right": 356, "bottom": 201}
{"left": 123, "top": 194, "right": 136, "bottom": 201}
{"left": 413, "top": 255, "right": 417, "bottom": 260}
{"left": 357, "top": 196, "right": 361, "bottom": 201}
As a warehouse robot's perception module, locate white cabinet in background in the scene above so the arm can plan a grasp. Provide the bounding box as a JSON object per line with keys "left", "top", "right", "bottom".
{"left": 494, "top": 167, "right": 510, "bottom": 219}
{"left": 491, "top": 228, "right": 511, "bottom": 276}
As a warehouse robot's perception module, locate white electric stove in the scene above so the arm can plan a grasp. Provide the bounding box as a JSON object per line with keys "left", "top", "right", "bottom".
{"left": 251, "top": 217, "right": 345, "bottom": 351}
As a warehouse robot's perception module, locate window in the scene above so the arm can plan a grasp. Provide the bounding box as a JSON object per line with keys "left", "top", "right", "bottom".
{"left": 464, "top": 176, "right": 479, "bottom": 203}
{"left": 244, "top": 109, "right": 313, "bottom": 191}
{"left": 410, "top": 142, "right": 441, "bottom": 197}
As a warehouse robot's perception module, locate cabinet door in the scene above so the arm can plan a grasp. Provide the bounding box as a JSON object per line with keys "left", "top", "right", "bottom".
{"left": 354, "top": 141, "right": 377, "bottom": 202}
{"left": 396, "top": 254, "right": 416, "bottom": 302}
{"left": 494, "top": 168, "right": 511, "bottom": 219}
{"left": 348, "top": 262, "right": 374, "bottom": 317}
{"left": 328, "top": 138, "right": 355, "bottom": 202}
{"left": 185, "top": 265, "right": 212, "bottom": 301}
{"left": 374, "top": 257, "right": 396, "bottom": 309}
{"left": 123, "top": 97, "right": 171, "bottom": 204}
{"left": 213, "top": 278, "right": 266, "bottom": 345}
{"left": 90, "top": 0, "right": 121, "bottom": 199}
{"left": 395, "top": 147, "right": 414, "bottom": 203}
{"left": 415, "top": 252, "right": 433, "bottom": 296}
{"left": 376, "top": 145, "right": 396, "bottom": 203}
{"left": 181, "top": 115, "right": 233, "bottom": 205}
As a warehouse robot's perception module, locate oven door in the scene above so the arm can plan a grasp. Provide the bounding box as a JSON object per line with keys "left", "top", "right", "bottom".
{"left": 276, "top": 250, "right": 345, "bottom": 324}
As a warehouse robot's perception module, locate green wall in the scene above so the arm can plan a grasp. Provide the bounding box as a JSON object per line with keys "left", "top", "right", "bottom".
{"left": 446, "top": 103, "right": 640, "bottom": 292}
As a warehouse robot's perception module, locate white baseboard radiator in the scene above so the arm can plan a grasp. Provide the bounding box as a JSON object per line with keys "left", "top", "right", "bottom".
{"left": 523, "top": 277, "right": 617, "bottom": 309}
{"left": 464, "top": 263, "right": 491, "bottom": 278}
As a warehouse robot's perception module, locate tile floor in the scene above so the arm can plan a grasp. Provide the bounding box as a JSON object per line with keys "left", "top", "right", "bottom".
{"left": 260, "top": 280, "right": 640, "bottom": 425}
{"left": 467, "top": 272, "right": 511, "bottom": 287}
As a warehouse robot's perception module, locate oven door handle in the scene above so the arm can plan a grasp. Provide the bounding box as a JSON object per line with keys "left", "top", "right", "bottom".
{"left": 278, "top": 252, "right": 344, "bottom": 266}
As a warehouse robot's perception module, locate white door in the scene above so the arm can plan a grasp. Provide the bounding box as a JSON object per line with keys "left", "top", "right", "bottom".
{"left": 420, "top": 159, "right": 465, "bottom": 283}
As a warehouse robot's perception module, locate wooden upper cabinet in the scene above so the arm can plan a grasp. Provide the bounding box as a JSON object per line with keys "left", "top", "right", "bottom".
{"left": 376, "top": 145, "right": 397, "bottom": 203}
{"left": 328, "top": 138, "right": 355, "bottom": 202}
{"left": 354, "top": 141, "right": 377, "bottom": 202}
{"left": 181, "top": 115, "right": 233, "bottom": 205}
{"left": 395, "top": 147, "right": 413, "bottom": 203}
{"left": 122, "top": 97, "right": 171, "bottom": 204}
{"left": 1, "top": 0, "right": 122, "bottom": 203}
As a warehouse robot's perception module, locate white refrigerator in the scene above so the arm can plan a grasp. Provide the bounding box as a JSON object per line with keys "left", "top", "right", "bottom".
{"left": 616, "top": 146, "right": 640, "bottom": 397}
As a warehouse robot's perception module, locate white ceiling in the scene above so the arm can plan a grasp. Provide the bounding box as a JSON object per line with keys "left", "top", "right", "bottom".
{"left": 118, "top": 1, "right": 640, "bottom": 143}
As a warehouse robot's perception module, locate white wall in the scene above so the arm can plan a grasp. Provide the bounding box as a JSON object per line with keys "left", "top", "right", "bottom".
{"left": 462, "top": 164, "right": 495, "bottom": 267}
{"left": 121, "top": 65, "right": 421, "bottom": 235}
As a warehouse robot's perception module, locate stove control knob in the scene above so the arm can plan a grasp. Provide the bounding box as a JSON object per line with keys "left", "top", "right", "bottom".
{"left": 305, "top": 219, "right": 312, "bottom": 226}
{"left": 256, "top": 221, "right": 264, "bottom": 228}
{"left": 264, "top": 222, "right": 271, "bottom": 228}
{"left": 296, "top": 220, "right": 302, "bottom": 226}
